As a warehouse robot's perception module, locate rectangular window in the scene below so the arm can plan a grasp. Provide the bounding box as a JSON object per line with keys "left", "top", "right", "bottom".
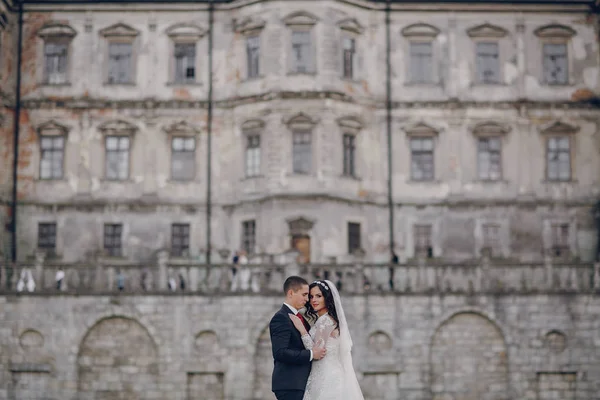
{"left": 476, "top": 42, "right": 500, "bottom": 84}
{"left": 104, "top": 223, "right": 123, "bottom": 257}
{"left": 410, "top": 137, "right": 434, "bottom": 181}
{"left": 291, "top": 30, "right": 312, "bottom": 73}
{"left": 37, "top": 223, "right": 57, "bottom": 252}
{"left": 242, "top": 220, "right": 256, "bottom": 255}
{"left": 343, "top": 133, "right": 356, "bottom": 177}
{"left": 171, "top": 223, "right": 190, "bottom": 257}
{"left": 40, "top": 135, "right": 65, "bottom": 180}
{"left": 477, "top": 137, "right": 502, "bottom": 181}
{"left": 174, "top": 42, "right": 196, "bottom": 83}
{"left": 348, "top": 222, "right": 361, "bottom": 254}
{"left": 292, "top": 130, "right": 311, "bottom": 174}
{"left": 551, "top": 223, "right": 569, "bottom": 256}
{"left": 547, "top": 136, "right": 571, "bottom": 181}
{"left": 171, "top": 136, "right": 196, "bottom": 181}
{"left": 543, "top": 43, "right": 568, "bottom": 85}
{"left": 105, "top": 136, "right": 130, "bottom": 180}
{"left": 342, "top": 36, "right": 356, "bottom": 79}
{"left": 409, "top": 42, "right": 433, "bottom": 84}
{"left": 246, "top": 35, "right": 260, "bottom": 79}
{"left": 414, "top": 224, "right": 432, "bottom": 255}
{"left": 482, "top": 223, "right": 501, "bottom": 255}
{"left": 44, "top": 42, "right": 68, "bottom": 84}
{"left": 107, "top": 42, "right": 133, "bottom": 84}
{"left": 245, "top": 134, "right": 261, "bottom": 177}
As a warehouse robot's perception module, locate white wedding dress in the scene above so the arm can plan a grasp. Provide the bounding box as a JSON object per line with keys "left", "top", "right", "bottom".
{"left": 300, "top": 280, "right": 364, "bottom": 400}
{"left": 301, "top": 314, "right": 344, "bottom": 400}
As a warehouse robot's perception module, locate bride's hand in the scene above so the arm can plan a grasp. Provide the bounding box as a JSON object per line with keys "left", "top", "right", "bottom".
{"left": 288, "top": 314, "right": 307, "bottom": 335}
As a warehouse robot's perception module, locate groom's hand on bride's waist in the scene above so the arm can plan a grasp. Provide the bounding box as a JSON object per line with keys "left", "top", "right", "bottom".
{"left": 313, "top": 345, "right": 326, "bottom": 360}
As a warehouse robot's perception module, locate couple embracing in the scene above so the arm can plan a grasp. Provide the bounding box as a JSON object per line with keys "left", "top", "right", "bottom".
{"left": 269, "top": 276, "right": 364, "bottom": 400}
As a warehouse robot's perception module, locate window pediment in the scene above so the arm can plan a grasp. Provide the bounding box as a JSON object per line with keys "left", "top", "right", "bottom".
{"left": 38, "top": 22, "right": 77, "bottom": 38}
{"left": 467, "top": 23, "right": 508, "bottom": 38}
{"left": 234, "top": 17, "right": 265, "bottom": 34}
{"left": 337, "top": 116, "right": 363, "bottom": 133}
{"left": 166, "top": 23, "right": 207, "bottom": 40}
{"left": 472, "top": 121, "right": 511, "bottom": 136}
{"left": 98, "top": 120, "right": 138, "bottom": 135}
{"left": 37, "top": 120, "right": 70, "bottom": 136}
{"left": 100, "top": 23, "right": 139, "bottom": 38}
{"left": 283, "top": 11, "right": 318, "bottom": 26}
{"left": 287, "top": 217, "right": 315, "bottom": 235}
{"left": 338, "top": 18, "right": 364, "bottom": 35}
{"left": 163, "top": 121, "right": 201, "bottom": 135}
{"left": 534, "top": 24, "right": 576, "bottom": 39}
{"left": 404, "top": 122, "right": 439, "bottom": 136}
{"left": 241, "top": 119, "right": 265, "bottom": 132}
{"left": 284, "top": 113, "right": 318, "bottom": 130}
{"left": 540, "top": 120, "right": 579, "bottom": 135}
{"left": 401, "top": 23, "right": 440, "bottom": 38}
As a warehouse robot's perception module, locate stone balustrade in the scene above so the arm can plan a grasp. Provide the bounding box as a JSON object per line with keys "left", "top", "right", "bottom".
{"left": 0, "top": 252, "right": 598, "bottom": 295}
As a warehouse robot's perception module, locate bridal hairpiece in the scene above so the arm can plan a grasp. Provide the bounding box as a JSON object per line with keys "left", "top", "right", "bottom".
{"left": 313, "top": 280, "right": 330, "bottom": 291}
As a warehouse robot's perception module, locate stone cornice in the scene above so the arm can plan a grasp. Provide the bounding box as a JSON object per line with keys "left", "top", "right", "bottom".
{"left": 16, "top": 93, "right": 600, "bottom": 112}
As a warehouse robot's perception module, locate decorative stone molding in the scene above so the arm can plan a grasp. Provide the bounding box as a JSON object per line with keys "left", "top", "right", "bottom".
{"left": 540, "top": 120, "right": 579, "bottom": 135}
{"left": 100, "top": 22, "right": 139, "bottom": 38}
{"left": 403, "top": 121, "right": 439, "bottom": 136}
{"left": 166, "top": 23, "right": 207, "bottom": 40}
{"left": 283, "top": 11, "right": 318, "bottom": 26}
{"left": 337, "top": 116, "right": 363, "bottom": 134}
{"left": 471, "top": 121, "right": 511, "bottom": 136}
{"left": 287, "top": 217, "right": 315, "bottom": 235}
{"left": 36, "top": 120, "right": 70, "bottom": 137}
{"left": 98, "top": 119, "right": 138, "bottom": 136}
{"left": 534, "top": 24, "right": 576, "bottom": 38}
{"left": 241, "top": 118, "right": 265, "bottom": 132}
{"left": 283, "top": 112, "right": 318, "bottom": 130}
{"left": 401, "top": 23, "right": 440, "bottom": 38}
{"left": 338, "top": 18, "right": 364, "bottom": 35}
{"left": 38, "top": 22, "right": 77, "bottom": 38}
{"left": 467, "top": 23, "right": 508, "bottom": 38}
{"left": 163, "top": 120, "right": 201, "bottom": 136}
{"left": 233, "top": 16, "right": 266, "bottom": 34}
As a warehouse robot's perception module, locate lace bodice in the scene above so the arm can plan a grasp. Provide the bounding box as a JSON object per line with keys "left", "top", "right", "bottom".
{"left": 301, "top": 314, "right": 345, "bottom": 400}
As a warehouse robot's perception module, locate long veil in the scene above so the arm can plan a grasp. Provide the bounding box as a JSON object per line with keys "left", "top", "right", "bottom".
{"left": 325, "top": 280, "right": 364, "bottom": 400}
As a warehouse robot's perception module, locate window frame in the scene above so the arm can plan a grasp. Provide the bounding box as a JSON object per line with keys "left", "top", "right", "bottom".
{"left": 36, "top": 120, "right": 69, "bottom": 181}
{"left": 540, "top": 121, "right": 578, "bottom": 183}
{"left": 283, "top": 11, "right": 318, "bottom": 75}
{"left": 401, "top": 23, "right": 440, "bottom": 86}
{"left": 166, "top": 24, "right": 206, "bottom": 85}
{"left": 472, "top": 121, "right": 510, "bottom": 182}
{"left": 37, "top": 222, "right": 57, "bottom": 253}
{"left": 285, "top": 113, "right": 317, "bottom": 175}
{"left": 100, "top": 23, "right": 139, "bottom": 85}
{"left": 103, "top": 223, "right": 123, "bottom": 257}
{"left": 413, "top": 224, "right": 433, "bottom": 257}
{"left": 99, "top": 120, "right": 138, "bottom": 182}
{"left": 534, "top": 24, "right": 576, "bottom": 86}
{"left": 170, "top": 136, "right": 197, "bottom": 181}
{"left": 171, "top": 223, "right": 191, "bottom": 257}
{"left": 241, "top": 219, "right": 257, "bottom": 256}
{"left": 347, "top": 222, "right": 362, "bottom": 254}
{"left": 38, "top": 23, "right": 76, "bottom": 86}
{"left": 241, "top": 119, "right": 265, "bottom": 178}
{"left": 467, "top": 23, "right": 508, "bottom": 86}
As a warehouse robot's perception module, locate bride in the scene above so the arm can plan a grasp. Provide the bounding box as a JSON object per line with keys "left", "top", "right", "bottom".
{"left": 289, "top": 280, "right": 364, "bottom": 400}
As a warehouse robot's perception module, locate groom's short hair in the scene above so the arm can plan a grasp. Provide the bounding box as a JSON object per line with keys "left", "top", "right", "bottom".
{"left": 283, "top": 276, "right": 308, "bottom": 294}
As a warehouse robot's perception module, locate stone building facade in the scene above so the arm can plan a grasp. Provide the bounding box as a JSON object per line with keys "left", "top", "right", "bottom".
{"left": 0, "top": 0, "right": 599, "bottom": 264}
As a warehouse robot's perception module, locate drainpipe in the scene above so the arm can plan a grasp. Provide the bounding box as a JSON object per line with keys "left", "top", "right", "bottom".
{"left": 205, "top": 0, "right": 214, "bottom": 264}
{"left": 385, "top": 0, "right": 395, "bottom": 263}
{"left": 10, "top": 1, "right": 23, "bottom": 263}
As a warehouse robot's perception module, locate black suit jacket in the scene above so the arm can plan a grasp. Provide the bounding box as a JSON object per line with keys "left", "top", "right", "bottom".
{"left": 270, "top": 304, "right": 312, "bottom": 392}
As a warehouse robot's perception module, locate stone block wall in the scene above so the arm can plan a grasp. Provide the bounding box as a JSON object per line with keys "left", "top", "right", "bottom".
{"left": 0, "top": 292, "right": 599, "bottom": 400}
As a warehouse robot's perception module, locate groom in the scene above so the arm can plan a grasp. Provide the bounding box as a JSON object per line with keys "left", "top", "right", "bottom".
{"left": 270, "top": 276, "right": 326, "bottom": 400}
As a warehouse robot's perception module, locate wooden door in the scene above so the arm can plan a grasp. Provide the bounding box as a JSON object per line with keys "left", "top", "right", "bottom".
{"left": 291, "top": 235, "right": 311, "bottom": 263}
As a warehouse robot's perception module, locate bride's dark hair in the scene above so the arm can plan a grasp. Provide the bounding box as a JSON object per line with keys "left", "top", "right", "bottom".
{"left": 305, "top": 280, "right": 340, "bottom": 330}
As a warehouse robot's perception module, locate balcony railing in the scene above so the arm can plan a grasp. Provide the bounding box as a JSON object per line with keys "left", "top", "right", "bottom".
{"left": 0, "top": 253, "right": 598, "bottom": 295}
